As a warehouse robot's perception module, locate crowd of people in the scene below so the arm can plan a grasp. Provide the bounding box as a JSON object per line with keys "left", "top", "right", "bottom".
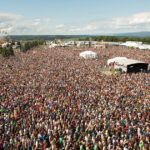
{"left": 0, "top": 45, "right": 150, "bottom": 150}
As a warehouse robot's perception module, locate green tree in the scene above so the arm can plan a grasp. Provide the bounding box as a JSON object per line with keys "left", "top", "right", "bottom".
{"left": 1, "top": 45, "right": 14, "bottom": 57}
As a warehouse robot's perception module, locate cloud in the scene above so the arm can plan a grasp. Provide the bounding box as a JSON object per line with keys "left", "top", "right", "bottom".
{"left": 0, "top": 13, "right": 52, "bottom": 35}
{"left": 69, "top": 12, "right": 150, "bottom": 34}
{"left": 0, "top": 13, "right": 22, "bottom": 34}
{"left": 0, "top": 12, "right": 150, "bottom": 35}
{"left": 0, "top": 13, "right": 22, "bottom": 23}
{"left": 69, "top": 24, "right": 98, "bottom": 33}
{"left": 96, "top": 12, "right": 150, "bottom": 33}
{"left": 56, "top": 24, "right": 66, "bottom": 32}
{"left": 110, "top": 12, "right": 150, "bottom": 29}
{"left": 85, "top": 24, "right": 98, "bottom": 31}
{"left": 56, "top": 24, "right": 65, "bottom": 29}
{"left": 0, "top": 27, "right": 13, "bottom": 33}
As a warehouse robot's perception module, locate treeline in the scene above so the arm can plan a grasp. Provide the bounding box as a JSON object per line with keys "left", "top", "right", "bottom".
{"left": 0, "top": 40, "right": 45, "bottom": 57}
{"left": 79, "top": 36, "right": 150, "bottom": 44}
{"left": 9, "top": 35, "right": 85, "bottom": 41}
{"left": 0, "top": 44, "right": 14, "bottom": 57}
{"left": 20, "top": 40, "right": 45, "bottom": 52}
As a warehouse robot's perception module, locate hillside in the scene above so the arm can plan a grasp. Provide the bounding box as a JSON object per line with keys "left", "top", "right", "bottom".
{"left": 114, "top": 31, "right": 150, "bottom": 37}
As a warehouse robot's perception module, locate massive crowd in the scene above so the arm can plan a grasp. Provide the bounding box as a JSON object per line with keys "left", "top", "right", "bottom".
{"left": 0, "top": 45, "right": 150, "bottom": 150}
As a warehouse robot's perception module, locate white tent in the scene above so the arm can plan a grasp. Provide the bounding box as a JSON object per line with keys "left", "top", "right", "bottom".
{"left": 77, "top": 41, "right": 84, "bottom": 47}
{"left": 114, "top": 59, "right": 148, "bottom": 73}
{"left": 120, "top": 41, "right": 150, "bottom": 50}
{"left": 1, "top": 42, "right": 10, "bottom": 48}
{"left": 138, "top": 44, "right": 150, "bottom": 50}
{"left": 79, "top": 51, "right": 97, "bottom": 59}
{"left": 49, "top": 43, "right": 58, "bottom": 48}
{"left": 120, "top": 41, "right": 142, "bottom": 48}
{"left": 107, "top": 57, "right": 127, "bottom": 65}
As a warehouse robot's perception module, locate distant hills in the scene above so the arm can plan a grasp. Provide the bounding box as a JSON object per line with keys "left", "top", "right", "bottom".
{"left": 114, "top": 31, "right": 150, "bottom": 37}
{"left": 9, "top": 35, "right": 86, "bottom": 41}
{"left": 3, "top": 31, "right": 150, "bottom": 41}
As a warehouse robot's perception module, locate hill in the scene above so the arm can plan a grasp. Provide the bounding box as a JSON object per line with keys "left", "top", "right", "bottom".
{"left": 114, "top": 31, "right": 150, "bottom": 37}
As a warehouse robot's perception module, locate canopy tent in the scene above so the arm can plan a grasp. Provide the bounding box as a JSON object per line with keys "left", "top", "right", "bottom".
{"left": 107, "top": 57, "right": 127, "bottom": 66}
{"left": 120, "top": 41, "right": 150, "bottom": 50}
{"left": 138, "top": 44, "right": 150, "bottom": 50}
{"left": 49, "top": 43, "right": 58, "bottom": 48}
{"left": 114, "top": 59, "right": 148, "bottom": 73}
{"left": 79, "top": 51, "right": 97, "bottom": 59}
{"left": 120, "top": 41, "right": 142, "bottom": 48}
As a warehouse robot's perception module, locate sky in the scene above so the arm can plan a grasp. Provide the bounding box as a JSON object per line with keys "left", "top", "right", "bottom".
{"left": 0, "top": 0, "right": 150, "bottom": 35}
